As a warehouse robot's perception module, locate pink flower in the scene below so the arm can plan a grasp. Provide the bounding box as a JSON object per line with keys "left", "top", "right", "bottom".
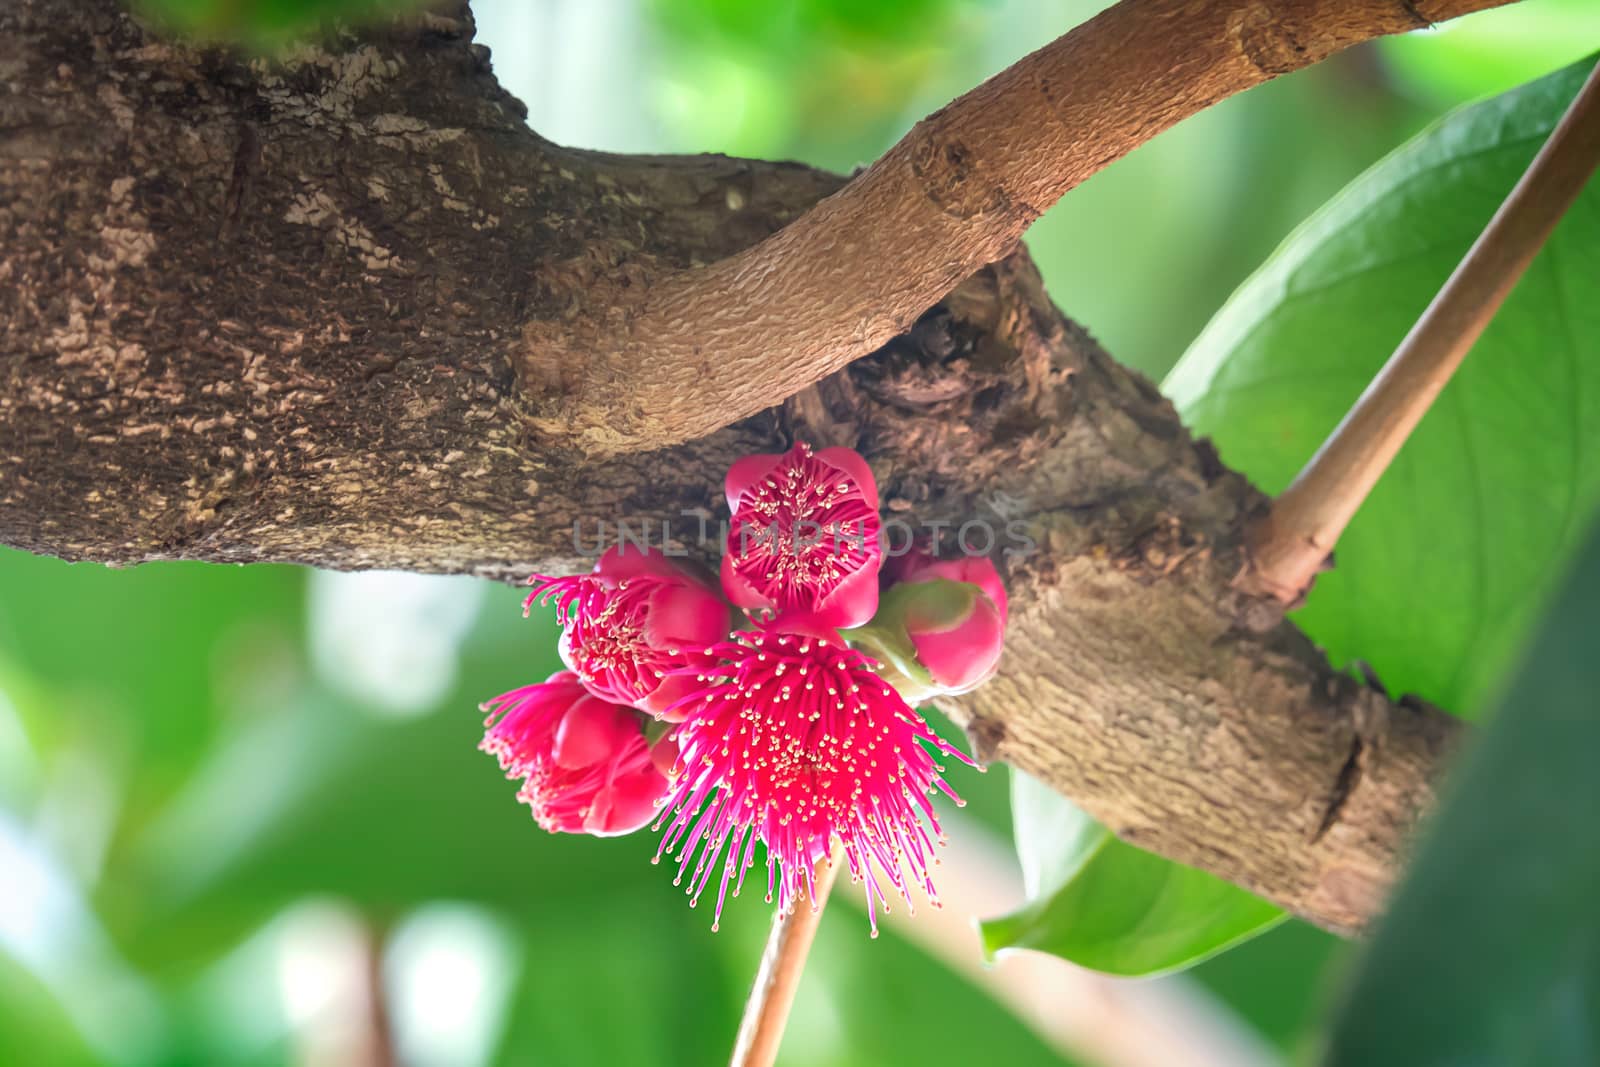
{"left": 655, "top": 619, "right": 967, "bottom": 934}
{"left": 894, "top": 555, "right": 1007, "bottom": 694}
{"left": 480, "top": 670, "right": 670, "bottom": 837}
{"left": 722, "top": 443, "right": 883, "bottom": 628}
{"left": 525, "top": 547, "right": 732, "bottom": 719}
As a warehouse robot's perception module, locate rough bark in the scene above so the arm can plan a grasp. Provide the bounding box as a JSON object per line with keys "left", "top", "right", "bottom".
{"left": 0, "top": 0, "right": 1463, "bottom": 935}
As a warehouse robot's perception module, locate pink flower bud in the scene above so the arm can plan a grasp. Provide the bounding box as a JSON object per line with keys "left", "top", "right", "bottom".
{"left": 480, "top": 670, "right": 670, "bottom": 837}
{"left": 861, "top": 556, "right": 1007, "bottom": 699}
{"left": 584, "top": 763, "right": 669, "bottom": 837}
{"left": 524, "top": 546, "right": 733, "bottom": 719}
{"left": 900, "top": 554, "right": 1009, "bottom": 623}
{"left": 722, "top": 442, "right": 883, "bottom": 628}
{"left": 552, "top": 696, "right": 644, "bottom": 770}
{"left": 899, "top": 579, "right": 1005, "bottom": 694}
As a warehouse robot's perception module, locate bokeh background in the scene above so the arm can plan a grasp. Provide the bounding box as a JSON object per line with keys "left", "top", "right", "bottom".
{"left": 2, "top": 1, "right": 1596, "bottom": 1064}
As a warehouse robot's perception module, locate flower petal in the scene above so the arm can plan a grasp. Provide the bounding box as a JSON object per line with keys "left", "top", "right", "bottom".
{"left": 724, "top": 452, "right": 783, "bottom": 512}
{"left": 644, "top": 581, "right": 731, "bottom": 652}
{"left": 586, "top": 759, "right": 668, "bottom": 837}
{"left": 553, "top": 697, "right": 639, "bottom": 770}
{"left": 719, "top": 551, "right": 767, "bottom": 614}
{"left": 812, "top": 561, "right": 881, "bottom": 629}
{"left": 816, "top": 445, "right": 879, "bottom": 510}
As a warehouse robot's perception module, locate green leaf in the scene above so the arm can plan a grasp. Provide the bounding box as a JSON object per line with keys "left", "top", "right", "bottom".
{"left": 981, "top": 771, "right": 1284, "bottom": 977}
{"left": 1166, "top": 55, "right": 1600, "bottom": 716}
{"left": 1324, "top": 515, "right": 1600, "bottom": 1065}
{"left": 134, "top": 0, "right": 426, "bottom": 48}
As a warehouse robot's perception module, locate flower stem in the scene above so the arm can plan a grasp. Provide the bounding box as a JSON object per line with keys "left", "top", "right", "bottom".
{"left": 362, "top": 920, "right": 398, "bottom": 1067}
{"left": 729, "top": 847, "right": 841, "bottom": 1067}
{"left": 1246, "top": 58, "right": 1600, "bottom": 603}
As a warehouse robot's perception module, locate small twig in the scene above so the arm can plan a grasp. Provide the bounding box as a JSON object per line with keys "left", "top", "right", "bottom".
{"left": 1248, "top": 58, "right": 1600, "bottom": 603}
{"left": 729, "top": 847, "right": 842, "bottom": 1067}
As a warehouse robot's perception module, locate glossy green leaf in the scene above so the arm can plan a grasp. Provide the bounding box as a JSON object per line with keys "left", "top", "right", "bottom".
{"left": 981, "top": 771, "right": 1284, "bottom": 977}
{"left": 1325, "top": 515, "right": 1600, "bottom": 1065}
{"left": 1166, "top": 55, "right": 1600, "bottom": 716}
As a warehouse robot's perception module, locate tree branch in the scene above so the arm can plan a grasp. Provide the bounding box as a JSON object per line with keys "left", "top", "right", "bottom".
{"left": 530, "top": 0, "right": 1514, "bottom": 454}
{"left": 0, "top": 0, "right": 1462, "bottom": 935}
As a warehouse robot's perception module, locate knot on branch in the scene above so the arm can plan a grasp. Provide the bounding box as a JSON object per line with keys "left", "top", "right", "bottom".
{"left": 906, "top": 115, "right": 1026, "bottom": 223}
{"left": 1231, "top": 2, "right": 1315, "bottom": 77}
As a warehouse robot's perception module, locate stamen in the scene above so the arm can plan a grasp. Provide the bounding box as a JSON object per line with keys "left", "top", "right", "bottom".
{"left": 656, "top": 625, "right": 961, "bottom": 932}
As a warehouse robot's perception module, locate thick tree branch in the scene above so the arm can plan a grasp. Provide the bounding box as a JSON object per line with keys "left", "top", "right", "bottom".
{"left": 1, "top": 0, "right": 1461, "bottom": 935}
{"left": 531, "top": 0, "right": 1514, "bottom": 454}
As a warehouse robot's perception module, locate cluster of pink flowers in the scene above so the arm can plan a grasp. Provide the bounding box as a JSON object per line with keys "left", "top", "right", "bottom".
{"left": 479, "top": 443, "right": 1008, "bottom": 934}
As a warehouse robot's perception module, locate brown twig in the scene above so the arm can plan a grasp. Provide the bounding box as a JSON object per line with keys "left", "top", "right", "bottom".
{"left": 729, "top": 848, "right": 842, "bottom": 1067}
{"left": 1247, "top": 58, "right": 1600, "bottom": 603}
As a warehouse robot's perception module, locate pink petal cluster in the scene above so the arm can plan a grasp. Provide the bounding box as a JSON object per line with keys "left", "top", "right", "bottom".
{"left": 657, "top": 621, "right": 966, "bottom": 934}
{"left": 722, "top": 443, "right": 882, "bottom": 628}
{"left": 525, "top": 547, "right": 731, "bottom": 719}
{"left": 480, "top": 671, "right": 668, "bottom": 837}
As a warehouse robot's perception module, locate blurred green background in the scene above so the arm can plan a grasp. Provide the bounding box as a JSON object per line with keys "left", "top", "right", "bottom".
{"left": 4, "top": 1, "right": 1597, "bottom": 1064}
